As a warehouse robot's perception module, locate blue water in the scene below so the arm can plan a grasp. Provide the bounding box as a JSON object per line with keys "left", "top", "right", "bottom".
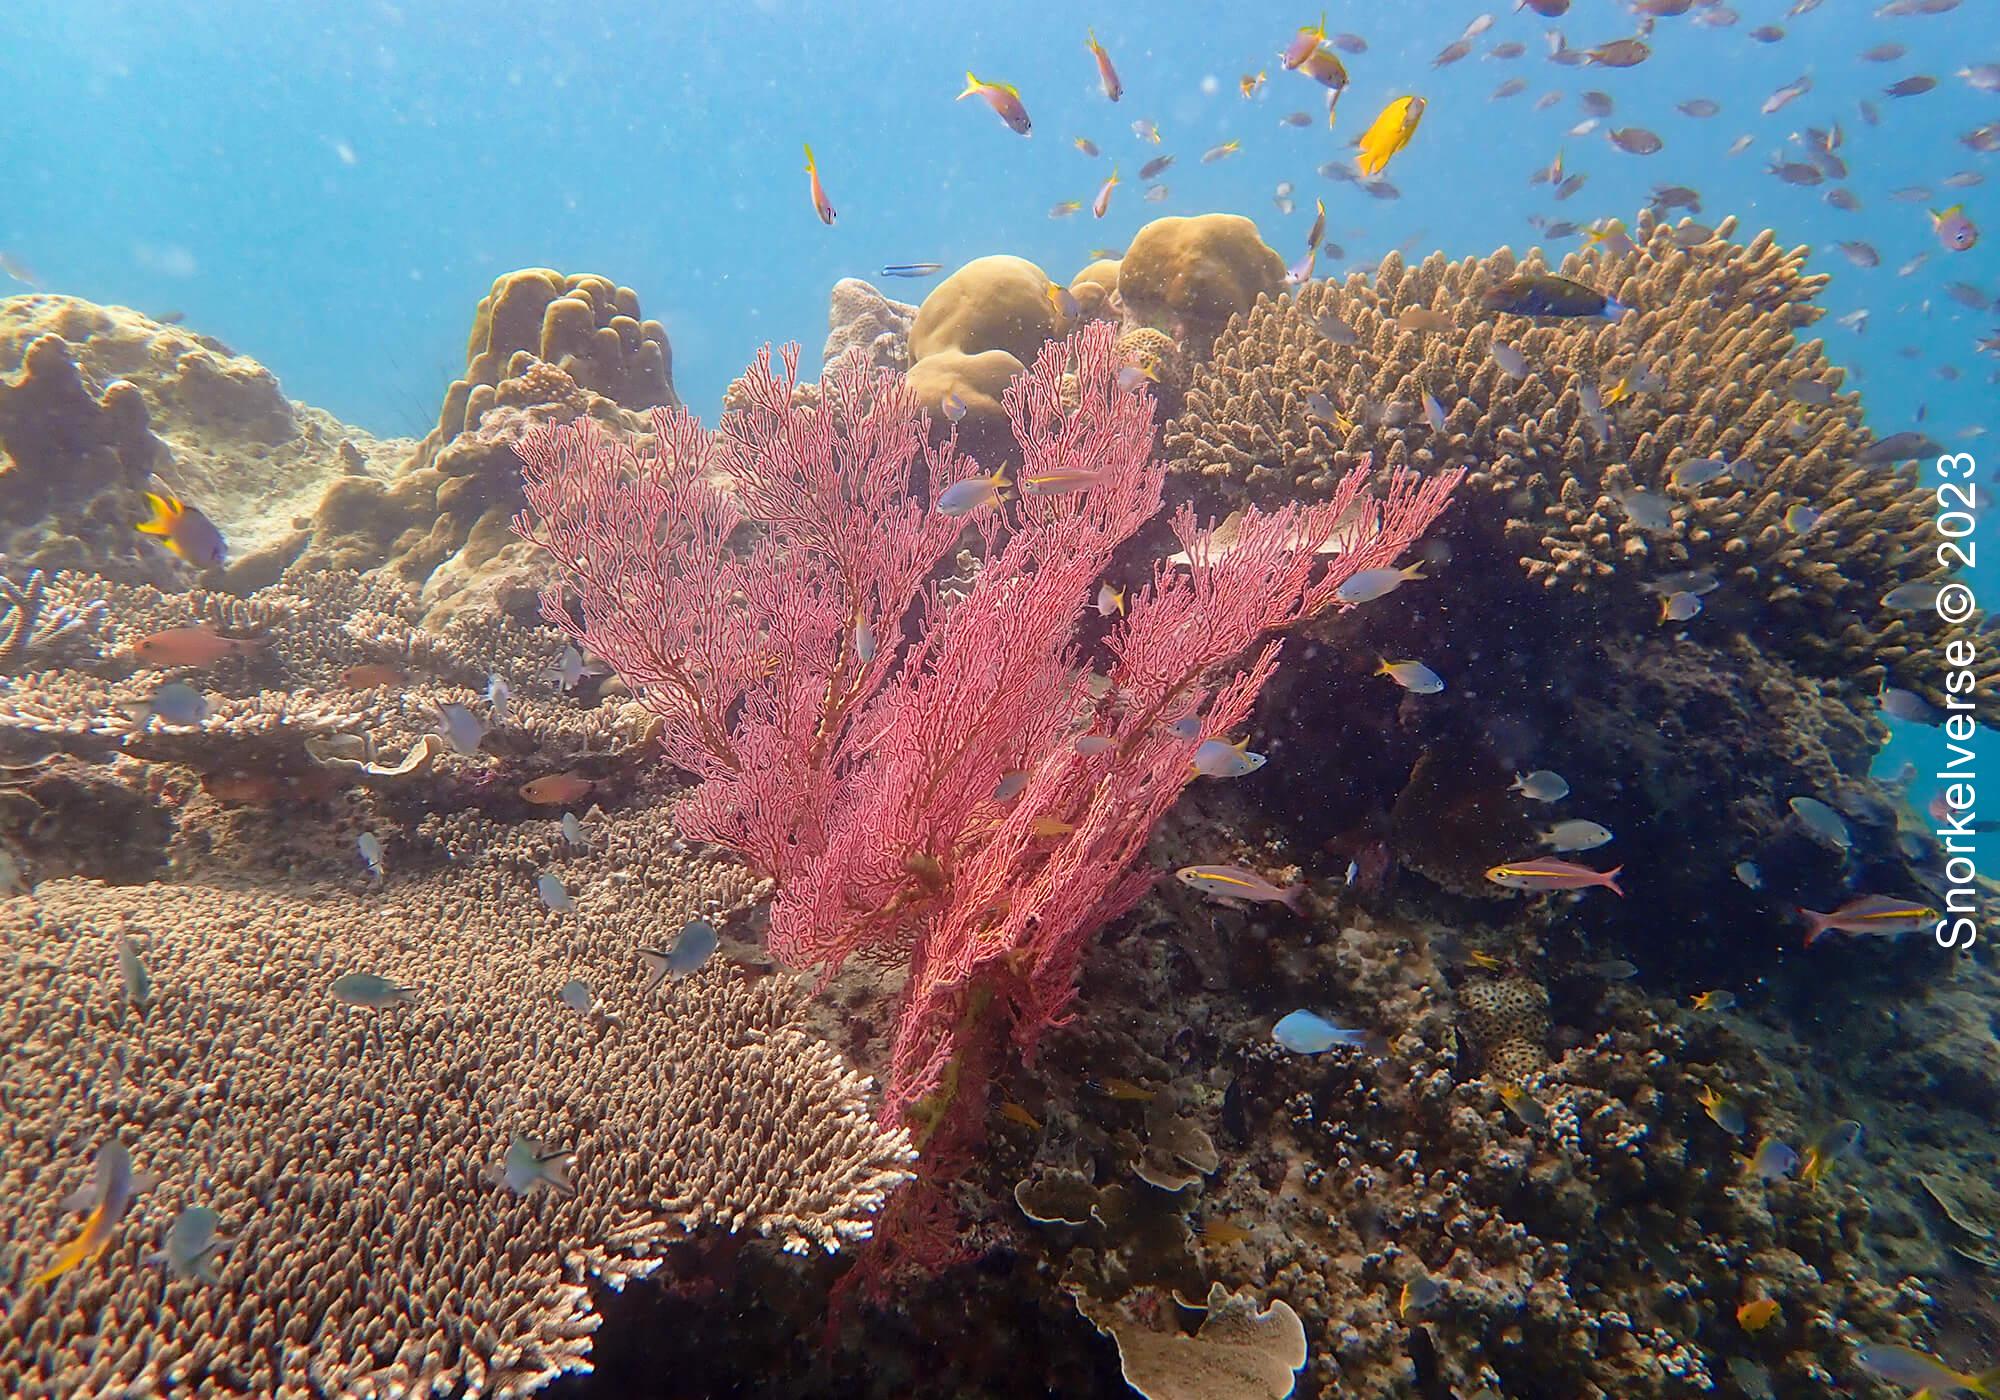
{"left": 3, "top": 0, "right": 1992, "bottom": 779}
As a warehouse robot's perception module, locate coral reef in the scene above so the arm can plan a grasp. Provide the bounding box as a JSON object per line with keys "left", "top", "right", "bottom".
{"left": 989, "top": 814, "right": 1941, "bottom": 1400}
{"left": 1162, "top": 213, "right": 1991, "bottom": 718}
{"left": 1114, "top": 214, "right": 1286, "bottom": 355}
{"left": 0, "top": 795, "right": 914, "bottom": 1398}
{"left": 0, "top": 295, "right": 406, "bottom": 590}
{"left": 1456, "top": 975, "right": 1550, "bottom": 1081}
{"left": 906, "top": 254, "right": 1070, "bottom": 460}
{"left": 435, "top": 270, "right": 676, "bottom": 451}
{"left": 824, "top": 278, "right": 917, "bottom": 376}
{"left": 0, "top": 566, "right": 632, "bottom": 888}
{"left": 513, "top": 325, "right": 1460, "bottom": 1142}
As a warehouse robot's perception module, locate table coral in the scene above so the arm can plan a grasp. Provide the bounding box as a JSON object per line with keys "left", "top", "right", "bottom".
{"left": 1163, "top": 212, "right": 1994, "bottom": 719}
{"left": 0, "top": 795, "right": 914, "bottom": 1398}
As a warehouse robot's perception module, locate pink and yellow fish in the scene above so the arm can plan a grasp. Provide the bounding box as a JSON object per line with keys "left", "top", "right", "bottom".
{"left": 1485, "top": 857, "right": 1624, "bottom": 896}
{"left": 803, "top": 144, "right": 836, "bottom": 225}
{"left": 1086, "top": 29, "right": 1122, "bottom": 102}
{"left": 1280, "top": 13, "right": 1329, "bottom": 71}
{"left": 959, "top": 72, "right": 1032, "bottom": 136}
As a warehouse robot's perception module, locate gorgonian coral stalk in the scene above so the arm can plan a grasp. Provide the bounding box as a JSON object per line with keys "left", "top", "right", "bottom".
{"left": 515, "top": 323, "right": 1461, "bottom": 1126}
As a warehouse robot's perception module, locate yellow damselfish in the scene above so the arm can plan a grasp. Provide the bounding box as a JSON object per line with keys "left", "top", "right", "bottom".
{"left": 1357, "top": 96, "right": 1425, "bottom": 178}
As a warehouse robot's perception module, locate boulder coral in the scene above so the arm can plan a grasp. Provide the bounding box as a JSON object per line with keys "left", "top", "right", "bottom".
{"left": 906, "top": 254, "right": 1069, "bottom": 460}
{"left": 1115, "top": 214, "right": 1286, "bottom": 354}
{"left": 287, "top": 271, "right": 679, "bottom": 627}
{"left": 1163, "top": 213, "right": 1993, "bottom": 718}
{"left": 434, "top": 268, "right": 676, "bottom": 451}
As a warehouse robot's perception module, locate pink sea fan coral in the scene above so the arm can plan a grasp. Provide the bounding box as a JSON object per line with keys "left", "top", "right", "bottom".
{"left": 515, "top": 323, "right": 1460, "bottom": 1127}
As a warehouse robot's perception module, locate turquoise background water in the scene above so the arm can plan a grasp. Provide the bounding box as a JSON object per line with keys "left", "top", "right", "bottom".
{"left": 3, "top": 0, "right": 1994, "bottom": 780}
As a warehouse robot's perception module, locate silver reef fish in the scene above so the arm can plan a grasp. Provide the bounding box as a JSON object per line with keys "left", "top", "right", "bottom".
{"left": 1511, "top": 770, "right": 1570, "bottom": 802}
{"left": 487, "top": 1133, "right": 576, "bottom": 1197}
{"left": 116, "top": 933, "right": 151, "bottom": 1008}
{"left": 640, "top": 917, "right": 720, "bottom": 993}
{"left": 147, "top": 1205, "right": 229, "bottom": 1284}
{"left": 1191, "top": 737, "right": 1268, "bottom": 778}
{"left": 330, "top": 971, "right": 418, "bottom": 1009}
{"left": 537, "top": 872, "right": 575, "bottom": 914}
{"left": 430, "top": 702, "right": 488, "bottom": 757}
{"left": 1271, "top": 1009, "right": 1378, "bottom": 1054}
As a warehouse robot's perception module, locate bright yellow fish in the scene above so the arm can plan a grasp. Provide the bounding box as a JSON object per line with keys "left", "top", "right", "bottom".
{"left": 1356, "top": 96, "right": 1425, "bottom": 178}
{"left": 1737, "top": 1297, "right": 1780, "bottom": 1332}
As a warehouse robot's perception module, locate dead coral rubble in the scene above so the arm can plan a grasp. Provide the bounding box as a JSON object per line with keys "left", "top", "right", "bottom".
{"left": 0, "top": 799, "right": 913, "bottom": 1399}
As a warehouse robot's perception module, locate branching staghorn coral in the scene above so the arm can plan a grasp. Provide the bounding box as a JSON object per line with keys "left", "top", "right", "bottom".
{"left": 1164, "top": 212, "right": 1992, "bottom": 718}
{"left": 0, "top": 570, "right": 104, "bottom": 675}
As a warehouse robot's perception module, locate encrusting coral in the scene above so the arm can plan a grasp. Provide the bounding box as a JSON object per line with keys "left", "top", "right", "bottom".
{"left": 1073, "top": 1283, "right": 1308, "bottom": 1400}
{"left": 1163, "top": 212, "right": 1991, "bottom": 717}
{"left": 0, "top": 794, "right": 915, "bottom": 1399}
{"left": 1456, "top": 975, "right": 1550, "bottom": 1082}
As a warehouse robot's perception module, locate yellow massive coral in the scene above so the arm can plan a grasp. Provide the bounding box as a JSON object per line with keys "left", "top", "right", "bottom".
{"left": 1164, "top": 213, "right": 1993, "bottom": 716}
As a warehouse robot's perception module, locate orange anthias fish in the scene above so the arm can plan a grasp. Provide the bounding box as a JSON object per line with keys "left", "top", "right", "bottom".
{"left": 803, "top": 144, "right": 837, "bottom": 225}
{"left": 1485, "top": 857, "right": 1625, "bottom": 896}
{"left": 959, "top": 72, "right": 1033, "bottom": 136}
{"left": 1094, "top": 165, "right": 1120, "bottom": 219}
{"left": 338, "top": 662, "right": 407, "bottom": 689}
{"left": 135, "top": 488, "right": 227, "bottom": 568}
{"left": 1356, "top": 96, "right": 1425, "bottom": 178}
{"left": 1086, "top": 28, "right": 1122, "bottom": 102}
{"left": 998, "top": 1100, "right": 1044, "bottom": 1131}
{"left": 129, "top": 626, "right": 265, "bottom": 668}
{"left": 521, "top": 772, "right": 595, "bottom": 806}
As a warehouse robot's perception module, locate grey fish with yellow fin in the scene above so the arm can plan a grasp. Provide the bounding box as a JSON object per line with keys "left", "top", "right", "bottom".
{"left": 1854, "top": 1345, "right": 2000, "bottom": 1397}
{"left": 34, "top": 1140, "right": 150, "bottom": 1286}
{"left": 135, "top": 488, "right": 227, "bottom": 568}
